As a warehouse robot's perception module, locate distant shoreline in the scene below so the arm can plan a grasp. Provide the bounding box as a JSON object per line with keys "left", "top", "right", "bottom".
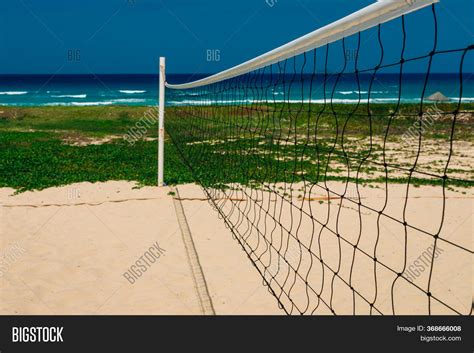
{"left": 1, "top": 72, "right": 472, "bottom": 107}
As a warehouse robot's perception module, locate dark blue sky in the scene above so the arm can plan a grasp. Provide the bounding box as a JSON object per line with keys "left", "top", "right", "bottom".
{"left": 1, "top": 0, "right": 472, "bottom": 74}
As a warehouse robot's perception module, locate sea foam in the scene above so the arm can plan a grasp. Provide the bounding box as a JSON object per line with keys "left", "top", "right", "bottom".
{"left": 0, "top": 91, "right": 28, "bottom": 95}
{"left": 119, "top": 90, "right": 146, "bottom": 94}
{"left": 51, "top": 94, "right": 87, "bottom": 98}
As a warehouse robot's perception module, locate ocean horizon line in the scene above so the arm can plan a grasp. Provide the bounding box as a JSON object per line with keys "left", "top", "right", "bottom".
{"left": 1, "top": 72, "right": 472, "bottom": 107}
{"left": 1, "top": 72, "right": 472, "bottom": 76}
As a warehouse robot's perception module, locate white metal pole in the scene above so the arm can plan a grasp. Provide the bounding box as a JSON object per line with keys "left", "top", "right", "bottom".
{"left": 158, "top": 57, "right": 166, "bottom": 187}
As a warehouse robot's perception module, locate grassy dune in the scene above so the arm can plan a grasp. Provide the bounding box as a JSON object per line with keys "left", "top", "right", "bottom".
{"left": 0, "top": 104, "right": 472, "bottom": 192}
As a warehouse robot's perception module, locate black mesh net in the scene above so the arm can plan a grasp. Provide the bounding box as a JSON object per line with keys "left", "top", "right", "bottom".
{"left": 166, "top": 4, "right": 473, "bottom": 315}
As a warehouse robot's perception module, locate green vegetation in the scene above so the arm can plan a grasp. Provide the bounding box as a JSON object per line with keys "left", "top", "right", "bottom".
{"left": 0, "top": 106, "right": 193, "bottom": 192}
{"left": 0, "top": 106, "right": 151, "bottom": 136}
{"left": 0, "top": 104, "right": 472, "bottom": 192}
{"left": 166, "top": 102, "right": 474, "bottom": 189}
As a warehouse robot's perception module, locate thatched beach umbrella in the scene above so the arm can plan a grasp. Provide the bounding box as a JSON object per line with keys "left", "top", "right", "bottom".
{"left": 427, "top": 91, "right": 449, "bottom": 102}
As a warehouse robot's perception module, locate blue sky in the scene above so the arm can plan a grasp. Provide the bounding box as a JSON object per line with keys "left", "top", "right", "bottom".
{"left": 0, "top": 0, "right": 472, "bottom": 74}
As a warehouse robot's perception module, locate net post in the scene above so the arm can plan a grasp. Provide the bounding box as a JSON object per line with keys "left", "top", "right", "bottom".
{"left": 158, "top": 57, "right": 166, "bottom": 187}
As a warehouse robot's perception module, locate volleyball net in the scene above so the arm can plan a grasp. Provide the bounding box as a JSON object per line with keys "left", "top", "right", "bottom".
{"left": 163, "top": 0, "right": 473, "bottom": 315}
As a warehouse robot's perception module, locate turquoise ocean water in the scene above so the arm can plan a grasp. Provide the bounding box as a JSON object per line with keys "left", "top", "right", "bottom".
{"left": 0, "top": 73, "right": 473, "bottom": 107}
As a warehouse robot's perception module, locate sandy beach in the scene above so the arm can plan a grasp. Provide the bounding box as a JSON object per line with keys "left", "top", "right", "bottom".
{"left": 0, "top": 181, "right": 281, "bottom": 315}
{"left": 0, "top": 181, "right": 470, "bottom": 315}
{"left": 1, "top": 1, "right": 474, "bottom": 351}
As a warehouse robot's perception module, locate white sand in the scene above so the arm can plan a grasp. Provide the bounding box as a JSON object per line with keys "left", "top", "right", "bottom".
{"left": 177, "top": 182, "right": 472, "bottom": 315}
{"left": 0, "top": 181, "right": 280, "bottom": 315}
{"left": 0, "top": 181, "right": 471, "bottom": 315}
